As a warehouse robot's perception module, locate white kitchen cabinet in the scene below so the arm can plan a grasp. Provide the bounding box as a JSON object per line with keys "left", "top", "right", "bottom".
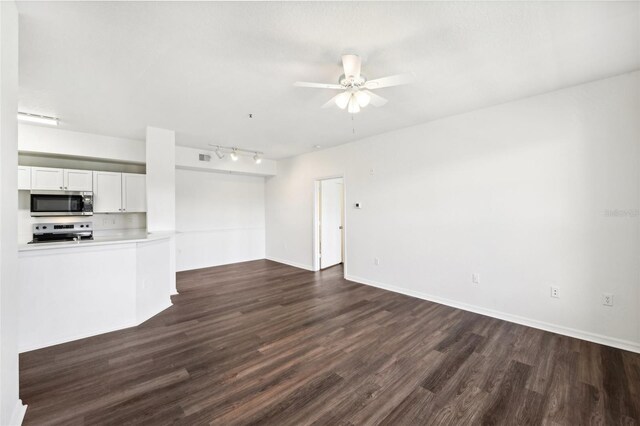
{"left": 31, "top": 167, "right": 64, "bottom": 190}
{"left": 18, "top": 166, "right": 31, "bottom": 190}
{"left": 31, "top": 167, "right": 93, "bottom": 191}
{"left": 93, "top": 171, "right": 122, "bottom": 213}
{"left": 63, "top": 169, "right": 93, "bottom": 191}
{"left": 93, "top": 171, "right": 146, "bottom": 213}
{"left": 122, "top": 173, "right": 146, "bottom": 213}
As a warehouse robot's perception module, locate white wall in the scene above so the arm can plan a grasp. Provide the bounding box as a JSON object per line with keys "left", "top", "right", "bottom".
{"left": 265, "top": 71, "right": 640, "bottom": 352}
{"left": 145, "top": 126, "right": 176, "bottom": 294}
{"left": 176, "top": 169, "right": 265, "bottom": 271}
{"left": 19, "top": 124, "right": 145, "bottom": 164}
{"left": 0, "top": 2, "right": 25, "bottom": 424}
{"left": 146, "top": 126, "right": 175, "bottom": 233}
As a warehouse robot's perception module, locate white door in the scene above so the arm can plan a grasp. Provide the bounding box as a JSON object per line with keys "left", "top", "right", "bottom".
{"left": 121, "top": 173, "right": 146, "bottom": 212}
{"left": 320, "top": 178, "right": 344, "bottom": 269}
{"left": 18, "top": 166, "right": 31, "bottom": 190}
{"left": 93, "top": 171, "right": 122, "bottom": 213}
{"left": 31, "top": 167, "right": 64, "bottom": 190}
{"left": 64, "top": 169, "right": 93, "bottom": 191}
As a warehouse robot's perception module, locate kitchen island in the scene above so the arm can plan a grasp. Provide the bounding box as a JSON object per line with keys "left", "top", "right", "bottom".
{"left": 18, "top": 232, "right": 175, "bottom": 352}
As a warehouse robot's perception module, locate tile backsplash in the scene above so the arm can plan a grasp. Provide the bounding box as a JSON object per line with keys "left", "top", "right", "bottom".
{"left": 18, "top": 191, "right": 146, "bottom": 243}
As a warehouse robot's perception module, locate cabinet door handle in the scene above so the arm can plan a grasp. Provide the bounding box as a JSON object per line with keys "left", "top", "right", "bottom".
{"left": 60, "top": 186, "right": 63, "bottom": 189}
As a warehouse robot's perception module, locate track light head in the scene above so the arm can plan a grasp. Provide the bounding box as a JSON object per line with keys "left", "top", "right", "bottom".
{"left": 215, "top": 147, "right": 225, "bottom": 159}
{"left": 230, "top": 149, "right": 239, "bottom": 161}
{"left": 253, "top": 153, "right": 262, "bottom": 164}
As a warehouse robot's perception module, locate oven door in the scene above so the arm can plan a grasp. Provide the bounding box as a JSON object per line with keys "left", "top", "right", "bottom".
{"left": 30, "top": 191, "right": 93, "bottom": 216}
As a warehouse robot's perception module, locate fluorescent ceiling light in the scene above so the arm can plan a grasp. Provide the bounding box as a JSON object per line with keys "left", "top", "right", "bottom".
{"left": 17, "top": 112, "right": 58, "bottom": 126}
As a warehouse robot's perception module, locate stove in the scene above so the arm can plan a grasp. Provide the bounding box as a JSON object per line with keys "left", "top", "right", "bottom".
{"left": 30, "top": 222, "right": 93, "bottom": 244}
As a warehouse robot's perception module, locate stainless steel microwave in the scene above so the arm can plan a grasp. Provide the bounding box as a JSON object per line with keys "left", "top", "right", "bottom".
{"left": 30, "top": 191, "right": 93, "bottom": 217}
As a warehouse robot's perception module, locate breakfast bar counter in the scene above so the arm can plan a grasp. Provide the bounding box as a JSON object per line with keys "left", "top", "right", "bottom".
{"left": 18, "top": 232, "right": 175, "bottom": 352}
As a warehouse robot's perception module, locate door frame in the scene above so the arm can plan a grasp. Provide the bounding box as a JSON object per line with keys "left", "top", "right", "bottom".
{"left": 313, "top": 175, "right": 346, "bottom": 274}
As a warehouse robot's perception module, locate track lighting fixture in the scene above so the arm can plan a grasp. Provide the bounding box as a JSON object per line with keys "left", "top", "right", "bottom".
{"left": 207, "top": 144, "right": 264, "bottom": 164}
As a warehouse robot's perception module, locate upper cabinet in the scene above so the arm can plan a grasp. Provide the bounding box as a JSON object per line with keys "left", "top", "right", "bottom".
{"left": 22, "top": 166, "right": 146, "bottom": 213}
{"left": 30, "top": 167, "right": 64, "bottom": 190}
{"left": 122, "top": 173, "right": 146, "bottom": 213}
{"left": 93, "top": 171, "right": 146, "bottom": 213}
{"left": 64, "top": 169, "right": 93, "bottom": 191}
{"left": 31, "top": 167, "right": 92, "bottom": 191}
{"left": 93, "top": 171, "right": 122, "bottom": 213}
{"left": 18, "top": 166, "right": 31, "bottom": 190}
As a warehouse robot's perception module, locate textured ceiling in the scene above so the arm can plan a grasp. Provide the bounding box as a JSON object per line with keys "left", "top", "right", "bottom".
{"left": 17, "top": 1, "right": 640, "bottom": 159}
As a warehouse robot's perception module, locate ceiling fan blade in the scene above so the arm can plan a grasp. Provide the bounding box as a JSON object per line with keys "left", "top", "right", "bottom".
{"left": 363, "top": 90, "right": 388, "bottom": 107}
{"left": 322, "top": 91, "right": 350, "bottom": 109}
{"left": 294, "top": 81, "right": 343, "bottom": 90}
{"left": 342, "top": 54, "right": 361, "bottom": 79}
{"left": 364, "top": 72, "right": 415, "bottom": 89}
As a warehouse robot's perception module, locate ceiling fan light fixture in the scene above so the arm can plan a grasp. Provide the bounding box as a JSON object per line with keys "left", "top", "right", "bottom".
{"left": 334, "top": 91, "right": 351, "bottom": 109}
{"left": 348, "top": 95, "right": 360, "bottom": 114}
{"left": 355, "top": 91, "right": 371, "bottom": 108}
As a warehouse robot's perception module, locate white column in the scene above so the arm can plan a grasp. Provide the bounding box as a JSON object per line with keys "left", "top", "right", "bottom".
{"left": 145, "top": 126, "right": 177, "bottom": 293}
{"left": 0, "top": 1, "right": 27, "bottom": 424}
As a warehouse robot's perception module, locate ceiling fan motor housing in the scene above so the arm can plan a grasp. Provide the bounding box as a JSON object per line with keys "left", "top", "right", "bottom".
{"left": 339, "top": 74, "right": 366, "bottom": 88}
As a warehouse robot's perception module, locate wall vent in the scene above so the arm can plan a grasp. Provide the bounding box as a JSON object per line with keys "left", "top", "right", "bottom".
{"left": 199, "top": 154, "right": 211, "bottom": 162}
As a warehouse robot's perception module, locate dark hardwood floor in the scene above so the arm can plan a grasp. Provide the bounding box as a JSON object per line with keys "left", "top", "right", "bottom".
{"left": 20, "top": 260, "right": 640, "bottom": 425}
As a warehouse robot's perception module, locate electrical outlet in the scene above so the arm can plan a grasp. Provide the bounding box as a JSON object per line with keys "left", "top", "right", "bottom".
{"left": 472, "top": 273, "right": 480, "bottom": 284}
{"left": 374, "top": 258, "right": 379, "bottom": 266}
{"left": 602, "top": 293, "right": 614, "bottom": 306}
{"left": 550, "top": 286, "right": 559, "bottom": 298}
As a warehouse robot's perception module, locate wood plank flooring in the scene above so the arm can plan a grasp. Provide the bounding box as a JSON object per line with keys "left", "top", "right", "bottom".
{"left": 20, "top": 260, "right": 640, "bottom": 425}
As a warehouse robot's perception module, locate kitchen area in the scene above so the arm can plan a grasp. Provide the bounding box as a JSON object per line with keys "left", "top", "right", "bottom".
{"left": 16, "top": 124, "right": 175, "bottom": 353}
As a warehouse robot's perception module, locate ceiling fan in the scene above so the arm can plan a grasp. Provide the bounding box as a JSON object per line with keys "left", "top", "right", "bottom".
{"left": 294, "top": 54, "right": 414, "bottom": 114}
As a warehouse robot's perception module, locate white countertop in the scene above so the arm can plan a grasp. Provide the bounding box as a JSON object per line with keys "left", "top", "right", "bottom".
{"left": 18, "top": 230, "right": 174, "bottom": 252}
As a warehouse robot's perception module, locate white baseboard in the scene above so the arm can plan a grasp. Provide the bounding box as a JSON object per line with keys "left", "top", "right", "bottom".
{"left": 266, "top": 256, "right": 315, "bottom": 271}
{"left": 136, "top": 300, "right": 173, "bottom": 325}
{"left": 19, "top": 320, "right": 138, "bottom": 353}
{"left": 345, "top": 274, "right": 640, "bottom": 354}
{"left": 9, "top": 400, "right": 27, "bottom": 426}
{"left": 20, "top": 300, "right": 174, "bottom": 353}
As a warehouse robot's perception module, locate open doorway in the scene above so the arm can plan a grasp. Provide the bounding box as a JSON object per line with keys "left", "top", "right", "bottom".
{"left": 314, "top": 177, "right": 344, "bottom": 271}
